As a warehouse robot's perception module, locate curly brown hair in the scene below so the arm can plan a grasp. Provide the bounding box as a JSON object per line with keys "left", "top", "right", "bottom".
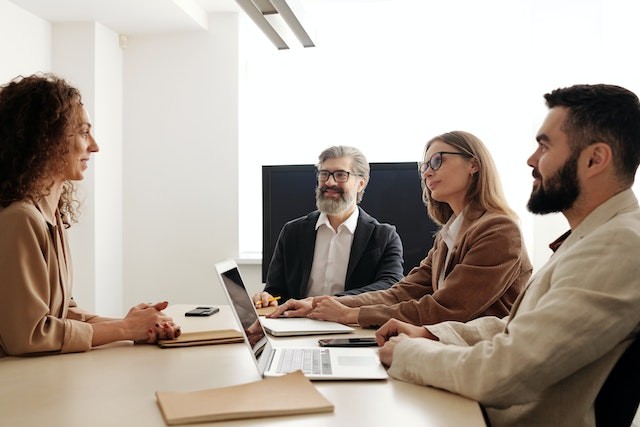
{"left": 0, "top": 73, "right": 83, "bottom": 226}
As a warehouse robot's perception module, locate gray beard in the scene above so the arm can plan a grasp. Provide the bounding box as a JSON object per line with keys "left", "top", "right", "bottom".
{"left": 315, "top": 188, "right": 355, "bottom": 215}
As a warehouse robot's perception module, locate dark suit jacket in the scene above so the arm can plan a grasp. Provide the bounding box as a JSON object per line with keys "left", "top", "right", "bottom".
{"left": 264, "top": 207, "right": 404, "bottom": 301}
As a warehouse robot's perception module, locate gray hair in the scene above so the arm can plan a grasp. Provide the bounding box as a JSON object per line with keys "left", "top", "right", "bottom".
{"left": 316, "top": 145, "right": 370, "bottom": 203}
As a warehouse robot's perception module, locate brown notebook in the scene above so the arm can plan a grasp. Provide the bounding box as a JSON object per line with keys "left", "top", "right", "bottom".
{"left": 256, "top": 306, "right": 278, "bottom": 316}
{"left": 156, "top": 371, "right": 334, "bottom": 425}
{"left": 157, "top": 329, "right": 243, "bottom": 348}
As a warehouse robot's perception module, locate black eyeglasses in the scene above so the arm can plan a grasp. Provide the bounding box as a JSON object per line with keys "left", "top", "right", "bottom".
{"left": 317, "top": 170, "right": 360, "bottom": 183}
{"left": 419, "top": 151, "right": 473, "bottom": 174}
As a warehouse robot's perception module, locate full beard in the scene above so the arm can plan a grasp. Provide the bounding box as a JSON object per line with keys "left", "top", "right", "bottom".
{"left": 527, "top": 154, "right": 580, "bottom": 214}
{"left": 315, "top": 185, "right": 355, "bottom": 215}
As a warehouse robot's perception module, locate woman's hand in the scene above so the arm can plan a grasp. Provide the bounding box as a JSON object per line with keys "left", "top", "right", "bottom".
{"left": 124, "top": 301, "right": 181, "bottom": 343}
{"left": 90, "top": 301, "right": 181, "bottom": 346}
{"left": 267, "top": 298, "right": 313, "bottom": 318}
{"left": 140, "top": 320, "right": 181, "bottom": 344}
{"left": 307, "top": 296, "right": 359, "bottom": 324}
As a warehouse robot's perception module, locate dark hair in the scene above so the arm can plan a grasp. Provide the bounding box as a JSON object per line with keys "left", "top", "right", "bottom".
{"left": 544, "top": 84, "right": 640, "bottom": 186}
{"left": 0, "top": 73, "right": 82, "bottom": 225}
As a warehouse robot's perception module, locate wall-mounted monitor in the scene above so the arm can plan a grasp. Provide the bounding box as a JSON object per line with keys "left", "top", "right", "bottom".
{"left": 261, "top": 162, "right": 439, "bottom": 283}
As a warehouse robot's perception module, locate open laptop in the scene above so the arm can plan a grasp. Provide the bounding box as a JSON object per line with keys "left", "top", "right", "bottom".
{"left": 215, "top": 260, "right": 388, "bottom": 380}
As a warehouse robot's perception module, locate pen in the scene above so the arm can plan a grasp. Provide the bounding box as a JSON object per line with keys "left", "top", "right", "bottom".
{"left": 255, "top": 296, "right": 281, "bottom": 307}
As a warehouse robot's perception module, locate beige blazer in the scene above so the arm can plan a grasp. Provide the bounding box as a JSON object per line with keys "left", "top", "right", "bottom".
{"left": 0, "top": 199, "right": 93, "bottom": 357}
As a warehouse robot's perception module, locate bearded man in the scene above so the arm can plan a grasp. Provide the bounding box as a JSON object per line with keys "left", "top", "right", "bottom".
{"left": 253, "top": 145, "right": 404, "bottom": 306}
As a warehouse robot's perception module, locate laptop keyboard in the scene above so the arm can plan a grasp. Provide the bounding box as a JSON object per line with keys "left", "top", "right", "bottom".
{"left": 276, "top": 348, "right": 332, "bottom": 375}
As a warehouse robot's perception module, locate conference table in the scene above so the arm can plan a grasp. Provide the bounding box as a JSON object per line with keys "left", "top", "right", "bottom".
{"left": 0, "top": 304, "right": 485, "bottom": 427}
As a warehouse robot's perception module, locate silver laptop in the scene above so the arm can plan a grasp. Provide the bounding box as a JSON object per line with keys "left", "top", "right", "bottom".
{"left": 215, "top": 260, "right": 388, "bottom": 380}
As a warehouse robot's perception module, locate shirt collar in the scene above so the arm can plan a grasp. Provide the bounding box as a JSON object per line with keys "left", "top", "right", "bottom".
{"left": 441, "top": 212, "right": 464, "bottom": 248}
{"left": 315, "top": 207, "right": 360, "bottom": 233}
{"left": 549, "top": 230, "right": 571, "bottom": 253}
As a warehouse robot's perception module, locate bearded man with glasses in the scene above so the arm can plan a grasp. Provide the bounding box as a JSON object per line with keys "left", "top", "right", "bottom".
{"left": 253, "top": 145, "right": 405, "bottom": 309}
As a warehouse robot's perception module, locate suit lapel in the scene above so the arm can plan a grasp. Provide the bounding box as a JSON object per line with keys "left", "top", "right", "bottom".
{"left": 346, "top": 208, "right": 373, "bottom": 285}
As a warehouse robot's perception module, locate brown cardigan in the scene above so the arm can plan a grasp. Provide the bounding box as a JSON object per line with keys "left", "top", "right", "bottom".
{"left": 337, "top": 208, "right": 532, "bottom": 328}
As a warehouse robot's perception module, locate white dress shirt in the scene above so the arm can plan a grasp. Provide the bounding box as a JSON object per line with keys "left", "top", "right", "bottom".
{"left": 438, "top": 212, "right": 464, "bottom": 289}
{"left": 306, "top": 208, "right": 359, "bottom": 297}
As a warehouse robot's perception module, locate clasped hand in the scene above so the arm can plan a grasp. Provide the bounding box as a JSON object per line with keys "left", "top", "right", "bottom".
{"left": 126, "top": 301, "right": 181, "bottom": 344}
{"left": 375, "top": 318, "right": 434, "bottom": 367}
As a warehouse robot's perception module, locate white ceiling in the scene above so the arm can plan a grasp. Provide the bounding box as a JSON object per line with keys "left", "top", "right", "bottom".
{"left": 9, "top": 0, "right": 242, "bottom": 35}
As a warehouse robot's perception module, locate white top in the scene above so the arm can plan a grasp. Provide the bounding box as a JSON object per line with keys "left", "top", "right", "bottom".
{"left": 306, "top": 208, "right": 359, "bottom": 297}
{"left": 437, "top": 212, "right": 464, "bottom": 289}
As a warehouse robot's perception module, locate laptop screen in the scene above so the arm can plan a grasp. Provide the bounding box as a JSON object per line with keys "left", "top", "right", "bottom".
{"left": 217, "top": 263, "right": 268, "bottom": 361}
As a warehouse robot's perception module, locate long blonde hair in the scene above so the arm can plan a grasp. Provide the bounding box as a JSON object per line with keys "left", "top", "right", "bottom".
{"left": 422, "top": 131, "right": 516, "bottom": 225}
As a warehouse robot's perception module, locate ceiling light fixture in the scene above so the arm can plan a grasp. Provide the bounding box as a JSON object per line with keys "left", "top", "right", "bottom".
{"left": 235, "top": 0, "right": 315, "bottom": 50}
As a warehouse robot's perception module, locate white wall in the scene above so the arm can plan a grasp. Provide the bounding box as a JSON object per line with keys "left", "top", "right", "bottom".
{"left": 0, "top": 0, "right": 50, "bottom": 81}
{"left": 121, "top": 13, "right": 240, "bottom": 308}
{"left": 93, "top": 25, "right": 124, "bottom": 316}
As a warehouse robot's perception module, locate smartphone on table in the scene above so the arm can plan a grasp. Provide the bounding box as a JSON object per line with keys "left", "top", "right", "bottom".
{"left": 318, "top": 337, "right": 378, "bottom": 347}
{"left": 185, "top": 306, "right": 220, "bottom": 317}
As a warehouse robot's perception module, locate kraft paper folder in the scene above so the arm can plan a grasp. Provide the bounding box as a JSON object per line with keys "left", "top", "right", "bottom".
{"left": 256, "top": 306, "right": 278, "bottom": 316}
{"left": 156, "top": 371, "right": 334, "bottom": 425}
{"left": 157, "top": 329, "right": 243, "bottom": 348}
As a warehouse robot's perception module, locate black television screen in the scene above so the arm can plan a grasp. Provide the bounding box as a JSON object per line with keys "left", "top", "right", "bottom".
{"left": 261, "top": 162, "right": 439, "bottom": 283}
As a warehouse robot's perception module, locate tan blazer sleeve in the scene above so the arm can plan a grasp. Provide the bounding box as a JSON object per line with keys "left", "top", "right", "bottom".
{"left": 339, "top": 213, "right": 530, "bottom": 328}
{"left": 337, "top": 243, "right": 437, "bottom": 310}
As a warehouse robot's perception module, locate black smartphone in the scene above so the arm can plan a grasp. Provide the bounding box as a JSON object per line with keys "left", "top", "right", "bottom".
{"left": 318, "top": 337, "right": 378, "bottom": 347}
{"left": 185, "top": 306, "right": 219, "bottom": 317}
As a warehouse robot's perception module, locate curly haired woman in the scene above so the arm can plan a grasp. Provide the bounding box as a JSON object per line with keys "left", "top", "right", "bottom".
{"left": 0, "top": 74, "right": 180, "bottom": 357}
